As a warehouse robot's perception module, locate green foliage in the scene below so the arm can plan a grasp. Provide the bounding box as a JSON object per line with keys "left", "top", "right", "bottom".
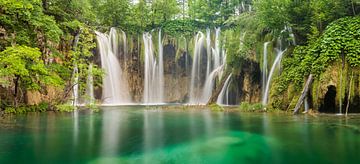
{"left": 55, "top": 104, "right": 75, "bottom": 112}
{"left": 161, "top": 20, "right": 209, "bottom": 38}
{"left": 239, "top": 102, "right": 264, "bottom": 111}
{"left": 0, "top": 45, "right": 64, "bottom": 90}
{"left": 276, "top": 16, "right": 360, "bottom": 95}
{"left": 4, "top": 102, "right": 50, "bottom": 114}
{"left": 209, "top": 103, "right": 224, "bottom": 111}
{"left": 224, "top": 12, "right": 265, "bottom": 73}
{"left": 254, "top": 0, "right": 291, "bottom": 32}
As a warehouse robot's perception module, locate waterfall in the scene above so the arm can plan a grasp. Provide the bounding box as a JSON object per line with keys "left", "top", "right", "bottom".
{"left": 158, "top": 29, "right": 164, "bottom": 102}
{"left": 72, "top": 65, "right": 79, "bottom": 106}
{"left": 189, "top": 32, "right": 205, "bottom": 103}
{"left": 86, "top": 63, "right": 95, "bottom": 105}
{"left": 217, "top": 74, "right": 233, "bottom": 105}
{"left": 143, "top": 30, "right": 164, "bottom": 104}
{"left": 122, "top": 31, "right": 127, "bottom": 60}
{"left": 262, "top": 42, "right": 271, "bottom": 101}
{"left": 201, "top": 65, "right": 224, "bottom": 103}
{"left": 206, "top": 28, "right": 211, "bottom": 76}
{"left": 213, "top": 28, "right": 221, "bottom": 70}
{"left": 189, "top": 28, "right": 225, "bottom": 104}
{"left": 262, "top": 49, "right": 286, "bottom": 105}
{"left": 241, "top": 2, "right": 245, "bottom": 12}
{"left": 96, "top": 28, "right": 132, "bottom": 105}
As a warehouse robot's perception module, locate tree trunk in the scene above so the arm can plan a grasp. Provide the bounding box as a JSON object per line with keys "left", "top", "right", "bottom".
{"left": 13, "top": 76, "right": 20, "bottom": 107}
{"left": 293, "top": 74, "right": 314, "bottom": 114}
{"left": 346, "top": 71, "right": 354, "bottom": 116}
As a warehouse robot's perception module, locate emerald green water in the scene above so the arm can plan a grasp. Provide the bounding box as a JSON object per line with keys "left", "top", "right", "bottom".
{"left": 1, "top": 106, "right": 360, "bottom": 164}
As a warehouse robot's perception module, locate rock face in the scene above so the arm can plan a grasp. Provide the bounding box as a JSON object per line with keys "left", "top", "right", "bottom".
{"left": 269, "top": 61, "right": 360, "bottom": 112}
{"left": 25, "top": 86, "right": 63, "bottom": 105}
{"left": 314, "top": 62, "right": 360, "bottom": 113}
{"left": 125, "top": 36, "right": 143, "bottom": 102}
{"left": 236, "top": 60, "right": 262, "bottom": 104}
{"left": 162, "top": 43, "right": 191, "bottom": 103}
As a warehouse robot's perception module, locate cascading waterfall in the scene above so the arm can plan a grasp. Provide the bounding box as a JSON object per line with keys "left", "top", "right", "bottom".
{"left": 262, "top": 49, "right": 286, "bottom": 105}
{"left": 189, "top": 32, "right": 205, "bottom": 103}
{"left": 262, "top": 42, "right": 271, "bottom": 101}
{"left": 217, "top": 73, "right": 233, "bottom": 105}
{"left": 72, "top": 65, "right": 79, "bottom": 106}
{"left": 206, "top": 29, "right": 211, "bottom": 76}
{"left": 122, "top": 30, "right": 127, "bottom": 64}
{"left": 201, "top": 65, "right": 224, "bottom": 103}
{"left": 96, "top": 28, "right": 132, "bottom": 105}
{"left": 189, "top": 28, "right": 225, "bottom": 104}
{"left": 143, "top": 30, "right": 164, "bottom": 104}
{"left": 213, "top": 28, "right": 221, "bottom": 70}
{"left": 86, "top": 63, "right": 95, "bottom": 105}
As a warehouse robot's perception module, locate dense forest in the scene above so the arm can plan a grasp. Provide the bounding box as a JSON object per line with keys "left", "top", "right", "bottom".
{"left": 0, "top": 0, "right": 360, "bottom": 114}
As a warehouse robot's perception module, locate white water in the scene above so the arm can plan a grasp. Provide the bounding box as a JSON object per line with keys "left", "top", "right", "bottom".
{"left": 262, "top": 49, "right": 286, "bottom": 105}
{"left": 262, "top": 42, "right": 271, "bottom": 101}
{"left": 201, "top": 65, "right": 224, "bottom": 103}
{"left": 189, "top": 32, "right": 205, "bottom": 103}
{"left": 86, "top": 63, "right": 95, "bottom": 105}
{"left": 96, "top": 28, "right": 131, "bottom": 104}
{"left": 122, "top": 30, "right": 127, "bottom": 64}
{"left": 189, "top": 28, "right": 225, "bottom": 104}
{"left": 72, "top": 65, "right": 79, "bottom": 106}
{"left": 206, "top": 29, "right": 211, "bottom": 76}
{"left": 143, "top": 30, "right": 164, "bottom": 104}
{"left": 217, "top": 73, "right": 233, "bottom": 105}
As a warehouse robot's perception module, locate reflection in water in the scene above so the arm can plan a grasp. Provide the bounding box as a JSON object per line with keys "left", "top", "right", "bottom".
{"left": 100, "top": 109, "right": 125, "bottom": 156}
{"left": 73, "top": 110, "right": 79, "bottom": 147}
{"left": 143, "top": 109, "right": 164, "bottom": 163}
{"left": 0, "top": 108, "right": 360, "bottom": 164}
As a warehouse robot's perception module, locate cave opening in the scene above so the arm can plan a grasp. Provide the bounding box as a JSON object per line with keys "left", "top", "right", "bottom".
{"left": 319, "top": 85, "right": 337, "bottom": 113}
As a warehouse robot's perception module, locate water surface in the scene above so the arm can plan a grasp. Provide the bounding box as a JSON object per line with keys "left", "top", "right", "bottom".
{"left": 0, "top": 106, "right": 360, "bottom": 164}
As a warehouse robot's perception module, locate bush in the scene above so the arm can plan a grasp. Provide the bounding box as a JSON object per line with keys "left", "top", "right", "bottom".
{"left": 209, "top": 103, "right": 224, "bottom": 111}
{"left": 55, "top": 104, "right": 75, "bottom": 112}
{"left": 239, "top": 102, "right": 264, "bottom": 111}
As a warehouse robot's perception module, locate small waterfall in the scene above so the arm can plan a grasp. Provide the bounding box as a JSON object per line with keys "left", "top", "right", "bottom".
{"left": 201, "top": 65, "right": 224, "bottom": 103}
{"left": 262, "top": 42, "right": 271, "bottom": 101}
{"left": 213, "top": 28, "right": 221, "bottom": 70}
{"left": 217, "top": 74, "right": 233, "bottom": 105}
{"left": 189, "top": 28, "right": 225, "bottom": 104}
{"left": 241, "top": 2, "right": 245, "bottom": 12}
{"left": 86, "top": 63, "right": 95, "bottom": 105}
{"left": 143, "top": 30, "right": 164, "bottom": 104}
{"left": 72, "top": 65, "right": 79, "bottom": 106}
{"left": 158, "top": 29, "right": 164, "bottom": 102}
{"left": 122, "top": 31, "right": 127, "bottom": 63}
{"left": 206, "top": 28, "right": 211, "bottom": 76}
{"left": 189, "top": 32, "right": 205, "bottom": 103}
{"left": 96, "top": 28, "right": 132, "bottom": 105}
{"left": 262, "top": 49, "right": 286, "bottom": 105}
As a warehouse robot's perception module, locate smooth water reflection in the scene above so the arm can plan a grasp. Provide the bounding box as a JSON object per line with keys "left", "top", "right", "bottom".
{"left": 0, "top": 106, "right": 360, "bottom": 164}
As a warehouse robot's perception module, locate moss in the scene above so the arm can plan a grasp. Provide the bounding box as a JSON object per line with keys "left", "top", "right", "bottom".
{"left": 239, "top": 102, "right": 264, "bottom": 111}
{"left": 3, "top": 102, "right": 51, "bottom": 115}
{"left": 209, "top": 103, "right": 224, "bottom": 111}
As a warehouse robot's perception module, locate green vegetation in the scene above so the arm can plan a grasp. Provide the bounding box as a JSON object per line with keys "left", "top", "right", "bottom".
{"left": 239, "top": 102, "right": 264, "bottom": 111}
{"left": 0, "top": 0, "right": 359, "bottom": 113}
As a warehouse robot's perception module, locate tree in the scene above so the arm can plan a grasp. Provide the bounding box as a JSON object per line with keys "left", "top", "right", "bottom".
{"left": 151, "top": 0, "right": 180, "bottom": 25}
{"left": 0, "top": 46, "right": 63, "bottom": 106}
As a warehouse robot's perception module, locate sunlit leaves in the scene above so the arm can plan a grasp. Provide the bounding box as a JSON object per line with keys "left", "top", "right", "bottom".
{"left": 0, "top": 45, "right": 64, "bottom": 90}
